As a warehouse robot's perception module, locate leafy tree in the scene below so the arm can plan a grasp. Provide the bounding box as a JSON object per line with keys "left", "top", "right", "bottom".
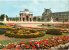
{"left": 0, "top": 14, "right": 8, "bottom": 21}
{"left": 33, "top": 17, "right": 37, "bottom": 21}
{"left": 37, "top": 17, "right": 41, "bottom": 21}
{"left": 15, "top": 17, "right": 19, "bottom": 21}
{"left": 41, "top": 17, "right": 44, "bottom": 21}
{"left": 9, "top": 17, "right": 19, "bottom": 21}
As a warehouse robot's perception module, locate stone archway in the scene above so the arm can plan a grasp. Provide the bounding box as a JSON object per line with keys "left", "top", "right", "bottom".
{"left": 26, "top": 16, "right": 29, "bottom": 21}
{"left": 30, "top": 18, "right": 31, "bottom": 21}
{"left": 23, "top": 18, "right": 25, "bottom": 21}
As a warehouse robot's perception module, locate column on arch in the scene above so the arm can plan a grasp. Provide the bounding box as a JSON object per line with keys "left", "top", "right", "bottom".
{"left": 30, "top": 14, "right": 33, "bottom": 21}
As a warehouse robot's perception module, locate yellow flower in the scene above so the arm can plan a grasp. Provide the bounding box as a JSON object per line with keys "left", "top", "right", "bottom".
{"left": 35, "top": 32, "right": 40, "bottom": 35}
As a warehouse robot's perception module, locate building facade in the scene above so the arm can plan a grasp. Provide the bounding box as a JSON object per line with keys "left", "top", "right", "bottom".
{"left": 19, "top": 9, "right": 33, "bottom": 21}
{"left": 42, "top": 9, "right": 69, "bottom": 22}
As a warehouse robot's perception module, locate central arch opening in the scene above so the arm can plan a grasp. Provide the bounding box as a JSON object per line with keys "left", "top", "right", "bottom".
{"left": 26, "top": 16, "right": 29, "bottom": 21}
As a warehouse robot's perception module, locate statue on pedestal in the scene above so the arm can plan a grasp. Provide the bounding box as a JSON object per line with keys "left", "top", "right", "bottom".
{"left": 4, "top": 15, "right": 7, "bottom": 22}
{"left": 50, "top": 17, "right": 53, "bottom": 23}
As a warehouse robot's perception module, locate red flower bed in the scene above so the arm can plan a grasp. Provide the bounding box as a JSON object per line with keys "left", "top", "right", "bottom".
{"left": 6, "top": 43, "right": 16, "bottom": 49}
{"left": 6, "top": 23, "right": 15, "bottom": 26}
{"left": 4, "top": 36, "right": 69, "bottom": 49}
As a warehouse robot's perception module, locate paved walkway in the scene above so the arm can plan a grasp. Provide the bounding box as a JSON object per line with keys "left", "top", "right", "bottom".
{"left": 0, "top": 35, "right": 11, "bottom": 40}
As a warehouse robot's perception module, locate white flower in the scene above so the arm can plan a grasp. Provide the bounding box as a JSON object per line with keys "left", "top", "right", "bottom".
{"left": 61, "top": 45, "right": 65, "bottom": 48}
{"left": 51, "top": 47, "right": 56, "bottom": 50}
{"left": 9, "top": 43, "right": 11, "bottom": 44}
{"left": 31, "top": 40, "right": 34, "bottom": 41}
{"left": 65, "top": 43, "right": 69, "bottom": 47}
{"left": 58, "top": 40, "right": 62, "bottom": 42}
{"left": 0, "top": 44, "right": 2, "bottom": 45}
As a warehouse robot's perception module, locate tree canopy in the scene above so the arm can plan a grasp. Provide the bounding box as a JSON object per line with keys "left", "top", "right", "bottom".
{"left": 0, "top": 14, "right": 8, "bottom": 21}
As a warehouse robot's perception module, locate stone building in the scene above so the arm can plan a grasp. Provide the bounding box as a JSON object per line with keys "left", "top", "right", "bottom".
{"left": 42, "top": 9, "right": 69, "bottom": 22}
{"left": 19, "top": 9, "right": 33, "bottom": 21}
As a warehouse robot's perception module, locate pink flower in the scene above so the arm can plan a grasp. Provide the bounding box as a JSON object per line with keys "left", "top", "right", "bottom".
{"left": 16, "top": 45, "right": 21, "bottom": 49}
{"left": 34, "top": 41, "right": 39, "bottom": 44}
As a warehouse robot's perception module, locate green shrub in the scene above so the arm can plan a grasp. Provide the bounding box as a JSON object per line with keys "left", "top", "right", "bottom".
{"left": 0, "top": 29, "right": 6, "bottom": 35}
{"left": 5, "top": 34, "right": 15, "bottom": 37}
{"left": 46, "top": 29, "right": 62, "bottom": 35}
{"left": 0, "top": 23, "right": 5, "bottom": 25}
{"left": 30, "top": 30, "right": 36, "bottom": 33}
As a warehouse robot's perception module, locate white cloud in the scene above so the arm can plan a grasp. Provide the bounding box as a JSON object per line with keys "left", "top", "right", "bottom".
{"left": 32, "top": 0, "right": 47, "bottom": 4}
{"left": 32, "top": 0, "right": 39, "bottom": 4}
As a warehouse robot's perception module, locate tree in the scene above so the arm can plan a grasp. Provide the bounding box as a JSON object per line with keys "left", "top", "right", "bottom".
{"left": 15, "top": 17, "right": 19, "bottom": 21}
{"left": 0, "top": 14, "right": 8, "bottom": 21}
{"left": 37, "top": 17, "right": 41, "bottom": 21}
{"left": 9, "top": 17, "right": 19, "bottom": 21}
{"left": 33, "top": 17, "right": 37, "bottom": 21}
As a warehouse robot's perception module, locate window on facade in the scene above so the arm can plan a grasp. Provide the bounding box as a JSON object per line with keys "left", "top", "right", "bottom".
{"left": 56, "top": 18, "right": 59, "bottom": 21}
{"left": 47, "top": 18, "right": 50, "bottom": 21}
{"left": 65, "top": 19, "right": 68, "bottom": 22}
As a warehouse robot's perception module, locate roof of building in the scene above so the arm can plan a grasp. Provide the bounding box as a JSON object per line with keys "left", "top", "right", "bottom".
{"left": 20, "top": 9, "right": 33, "bottom": 14}
{"left": 51, "top": 11, "right": 69, "bottom": 16}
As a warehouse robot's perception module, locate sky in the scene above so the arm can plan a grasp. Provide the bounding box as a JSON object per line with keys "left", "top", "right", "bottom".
{"left": 0, "top": 0, "right": 69, "bottom": 17}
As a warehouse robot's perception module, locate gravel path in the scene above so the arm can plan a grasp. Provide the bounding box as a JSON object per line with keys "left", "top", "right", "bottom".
{"left": 0, "top": 35, "right": 11, "bottom": 40}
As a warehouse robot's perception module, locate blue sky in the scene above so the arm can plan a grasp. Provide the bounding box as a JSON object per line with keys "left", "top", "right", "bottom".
{"left": 0, "top": 0, "right": 69, "bottom": 17}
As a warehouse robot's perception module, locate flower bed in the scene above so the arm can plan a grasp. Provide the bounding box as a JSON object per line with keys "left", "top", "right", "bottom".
{"left": 0, "top": 28, "right": 6, "bottom": 35}
{"left": 6, "top": 23, "right": 15, "bottom": 26}
{"left": 0, "top": 25, "right": 12, "bottom": 28}
{"left": 60, "top": 29, "right": 69, "bottom": 33}
{"left": 2, "top": 36, "right": 69, "bottom": 49}
{"left": 5, "top": 28, "right": 45, "bottom": 38}
{"left": 46, "top": 29, "right": 62, "bottom": 35}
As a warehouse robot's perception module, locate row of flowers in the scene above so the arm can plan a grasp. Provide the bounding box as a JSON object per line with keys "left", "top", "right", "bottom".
{"left": 5, "top": 28, "right": 69, "bottom": 38}
{"left": 2, "top": 35, "right": 69, "bottom": 49}
{"left": 6, "top": 23, "right": 15, "bottom": 26}
{"left": 4, "top": 23, "right": 69, "bottom": 33}
{"left": 5, "top": 28, "right": 45, "bottom": 38}
{"left": 17, "top": 26, "right": 69, "bottom": 33}
{"left": 0, "top": 25, "right": 12, "bottom": 28}
{"left": 20, "top": 26, "right": 69, "bottom": 33}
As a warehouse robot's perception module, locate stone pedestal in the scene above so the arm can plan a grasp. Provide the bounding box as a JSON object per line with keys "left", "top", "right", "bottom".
{"left": 4, "top": 15, "right": 7, "bottom": 22}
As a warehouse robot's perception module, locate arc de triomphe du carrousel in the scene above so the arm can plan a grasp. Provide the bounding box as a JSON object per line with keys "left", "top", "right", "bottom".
{"left": 19, "top": 9, "right": 33, "bottom": 22}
